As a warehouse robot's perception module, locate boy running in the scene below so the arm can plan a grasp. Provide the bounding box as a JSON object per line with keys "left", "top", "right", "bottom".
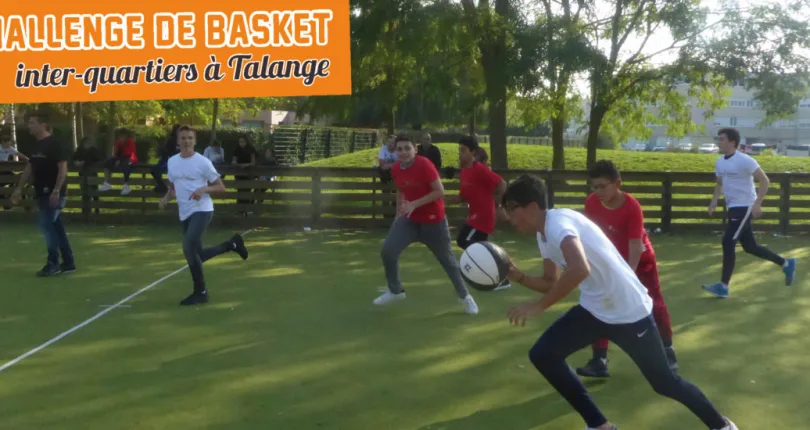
{"left": 374, "top": 134, "right": 479, "bottom": 315}
{"left": 502, "top": 174, "right": 737, "bottom": 430}
{"left": 159, "top": 126, "right": 249, "bottom": 306}
{"left": 576, "top": 160, "right": 677, "bottom": 377}
{"left": 453, "top": 136, "right": 510, "bottom": 290}
{"left": 703, "top": 128, "right": 796, "bottom": 298}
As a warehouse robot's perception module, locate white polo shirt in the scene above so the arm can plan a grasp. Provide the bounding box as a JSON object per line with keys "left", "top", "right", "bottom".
{"left": 167, "top": 152, "right": 221, "bottom": 221}
{"left": 537, "top": 208, "right": 653, "bottom": 324}
{"left": 715, "top": 152, "right": 759, "bottom": 208}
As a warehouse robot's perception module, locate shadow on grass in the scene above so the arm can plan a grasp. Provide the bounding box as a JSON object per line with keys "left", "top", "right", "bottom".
{"left": 0, "top": 224, "right": 808, "bottom": 429}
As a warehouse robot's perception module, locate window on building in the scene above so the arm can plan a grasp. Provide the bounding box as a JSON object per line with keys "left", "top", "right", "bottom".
{"left": 730, "top": 117, "right": 738, "bottom": 126}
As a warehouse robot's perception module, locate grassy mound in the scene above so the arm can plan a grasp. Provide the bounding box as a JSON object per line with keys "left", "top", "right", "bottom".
{"left": 303, "top": 144, "right": 810, "bottom": 172}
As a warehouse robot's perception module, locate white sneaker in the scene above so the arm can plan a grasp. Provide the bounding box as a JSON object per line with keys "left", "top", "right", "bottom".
{"left": 121, "top": 184, "right": 132, "bottom": 195}
{"left": 494, "top": 282, "right": 512, "bottom": 291}
{"left": 374, "top": 291, "right": 406, "bottom": 305}
{"left": 461, "top": 294, "right": 479, "bottom": 314}
{"left": 99, "top": 182, "right": 112, "bottom": 192}
{"left": 716, "top": 418, "right": 737, "bottom": 430}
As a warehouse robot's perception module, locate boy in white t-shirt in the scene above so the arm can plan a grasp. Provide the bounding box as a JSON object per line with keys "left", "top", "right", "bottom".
{"left": 703, "top": 128, "right": 796, "bottom": 298}
{"left": 159, "top": 125, "right": 249, "bottom": 306}
{"left": 501, "top": 175, "right": 737, "bottom": 430}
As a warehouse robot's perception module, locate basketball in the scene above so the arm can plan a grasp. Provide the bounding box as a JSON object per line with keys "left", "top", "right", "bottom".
{"left": 459, "top": 242, "right": 511, "bottom": 291}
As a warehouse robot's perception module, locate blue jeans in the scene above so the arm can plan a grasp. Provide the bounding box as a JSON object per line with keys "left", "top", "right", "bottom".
{"left": 181, "top": 211, "right": 233, "bottom": 293}
{"left": 37, "top": 195, "right": 74, "bottom": 268}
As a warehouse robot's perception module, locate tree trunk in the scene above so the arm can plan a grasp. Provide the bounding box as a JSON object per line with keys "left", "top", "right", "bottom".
{"left": 387, "top": 108, "right": 396, "bottom": 136}
{"left": 71, "top": 103, "right": 78, "bottom": 150}
{"left": 586, "top": 105, "right": 607, "bottom": 168}
{"left": 211, "top": 99, "right": 219, "bottom": 143}
{"left": 9, "top": 104, "right": 17, "bottom": 146}
{"left": 550, "top": 116, "right": 566, "bottom": 170}
{"left": 77, "top": 102, "right": 84, "bottom": 139}
{"left": 487, "top": 84, "right": 508, "bottom": 169}
{"left": 107, "top": 101, "right": 117, "bottom": 155}
{"left": 468, "top": 110, "right": 476, "bottom": 135}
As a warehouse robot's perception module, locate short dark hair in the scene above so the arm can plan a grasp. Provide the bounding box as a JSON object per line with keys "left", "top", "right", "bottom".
{"left": 588, "top": 160, "right": 621, "bottom": 182}
{"left": 177, "top": 125, "right": 195, "bottom": 134}
{"left": 25, "top": 110, "right": 50, "bottom": 124}
{"left": 394, "top": 133, "right": 413, "bottom": 145}
{"left": 459, "top": 135, "right": 479, "bottom": 151}
{"left": 502, "top": 174, "right": 548, "bottom": 210}
{"left": 0, "top": 129, "right": 12, "bottom": 142}
{"left": 718, "top": 128, "right": 741, "bottom": 147}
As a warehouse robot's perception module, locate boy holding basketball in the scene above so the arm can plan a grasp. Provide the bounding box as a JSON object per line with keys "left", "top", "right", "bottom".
{"left": 501, "top": 174, "right": 737, "bottom": 430}
{"left": 374, "top": 134, "right": 479, "bottom": 315}
{"left": 452, "top": 136, "right": 510, "bottom": 290}
{"left": 576, "top": 160, "right": 678, "bottom": 378}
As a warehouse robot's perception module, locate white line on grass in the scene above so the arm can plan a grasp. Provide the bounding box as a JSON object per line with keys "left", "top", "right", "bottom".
{"left": 0, "top": 229, "right": 256, "bottom": 374}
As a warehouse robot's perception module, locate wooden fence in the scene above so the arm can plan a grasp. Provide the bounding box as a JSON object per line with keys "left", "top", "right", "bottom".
{"left": 2, "top": 162, "right": 809, "bottom": 233}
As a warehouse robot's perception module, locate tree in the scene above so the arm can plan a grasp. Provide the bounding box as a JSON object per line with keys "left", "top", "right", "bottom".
{"left": 461, "top": 0, "right": 521, "bottom": 168}
{"left": 515, "top": 2, "right": 596, "bottom": 169}
{"left": 581, "top": 0, "right": 810, "bottom": 167}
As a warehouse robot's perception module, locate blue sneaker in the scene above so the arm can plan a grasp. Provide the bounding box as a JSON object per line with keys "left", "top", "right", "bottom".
{"left": 783, "top": 258, "right": 796, "bottom": 286}
{"left": 702, "top": 282, "right": 729, "bottom": 298}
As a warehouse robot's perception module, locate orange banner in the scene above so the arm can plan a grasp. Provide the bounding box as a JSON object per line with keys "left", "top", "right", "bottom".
{"left": 0, "top": 0, "right": 352, "bottom": 103}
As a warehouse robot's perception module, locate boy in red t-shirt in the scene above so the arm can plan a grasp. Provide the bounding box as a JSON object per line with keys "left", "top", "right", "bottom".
{"left": 100, "top": 128, "right": 138, "bottom": 195}
{"left": 452, "top": 137, "right": 510, "bottom": 290}
{"left": 577, "top": 160, "right": 678, "bottom": 378}
{"left": 374, "top": 134, "right": 479, "bottom": 315}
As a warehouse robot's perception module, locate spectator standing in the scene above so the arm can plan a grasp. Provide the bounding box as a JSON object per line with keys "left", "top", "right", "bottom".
{"left": 152, "top": 124, "right": 181, "bottom": 193}
{"left": 231, "top": 134, "right": 258, "bottom": 210}
{"left": 416, "top": 132, "right": 442, "bottom": 171}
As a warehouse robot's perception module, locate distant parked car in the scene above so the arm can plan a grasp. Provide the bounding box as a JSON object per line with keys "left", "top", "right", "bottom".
{"left": 677, "top": 143, "right": 693, "bottom": 151}
{"left": 698, "top": 143, "right": 719, "bottom": 154}
{"left": 651, "top": 143, "right": 669, "bottom": 152}
{"left": 628, "top": 143, "right": 647, "bottom": 151}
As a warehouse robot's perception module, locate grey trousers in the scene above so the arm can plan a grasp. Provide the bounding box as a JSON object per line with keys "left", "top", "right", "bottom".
{"left": 381, "top": 216, "right": 470, "bottom": 299}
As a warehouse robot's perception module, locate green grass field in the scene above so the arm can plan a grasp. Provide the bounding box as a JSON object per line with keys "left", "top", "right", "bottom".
{"left": 303, "top": 144, "right": 810, "bottom": 172}
{"left": 1, "top": 223, "right": 809, "bottom": 429}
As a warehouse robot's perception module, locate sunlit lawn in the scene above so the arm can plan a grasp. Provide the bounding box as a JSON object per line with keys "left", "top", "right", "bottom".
{"left": 0, "top": 223, "right": 808, "bottom": 429}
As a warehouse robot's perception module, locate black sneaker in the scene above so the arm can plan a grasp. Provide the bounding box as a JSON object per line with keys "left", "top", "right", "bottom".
{"left": 232, "top": 234, "right": 248, "bottom": 260}
{"left": 60, "top": 264, "right": 76, "bottom": 274}
{"left": 576, "top": 358, "right": 610, "bottom": 378}
{"left": 665, "top": 346, "right": 679, "bottom": 373}
{"left": 180, "top": 292, "right": 209, "bottom": 306}
{"left": 36, "top": 265, "right": 62, "bottom": 277}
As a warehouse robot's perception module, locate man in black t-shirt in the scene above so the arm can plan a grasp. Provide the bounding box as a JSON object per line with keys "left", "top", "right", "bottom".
{"left": 11, "top": 111, "right": 75, "bottom": 277}
{"left": 416, "top": 132, "right": 442, "bottom": 171}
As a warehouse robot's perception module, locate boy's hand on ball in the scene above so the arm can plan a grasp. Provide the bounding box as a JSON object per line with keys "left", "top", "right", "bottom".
{"left": 507, "top": 262, "right": 523, "bottom": 282}
{"left": 508, "top": 301, "right": 544, "bottom": 327}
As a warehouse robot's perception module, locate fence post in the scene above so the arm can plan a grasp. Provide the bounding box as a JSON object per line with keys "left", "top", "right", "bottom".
{"left": 311, "top": 169, "right": 322, "bottom": 226}
{"left": 546, "top": 169, "right": 555, "bottom": 209}
{"left": 81, "top": 170, "right": 90, "bottom": 222}
{"left": 324, "top": 129, "right": 332, "bottom": 158}
{"left": 780, "top": 173, "right": 791, "bottom": 235}
{"left": 661, "top": 173, "right": 673, "bottom": 233}
{"left": 349, "top": 131, "right": 356, "bottom": 153}
{"left": 299, "top": 128, "right": 309, "bottom": 164}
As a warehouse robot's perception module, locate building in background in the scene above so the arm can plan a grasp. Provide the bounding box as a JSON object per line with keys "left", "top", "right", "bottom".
{"left": 648, "top": 82, "right": 810, "bottom": 154}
